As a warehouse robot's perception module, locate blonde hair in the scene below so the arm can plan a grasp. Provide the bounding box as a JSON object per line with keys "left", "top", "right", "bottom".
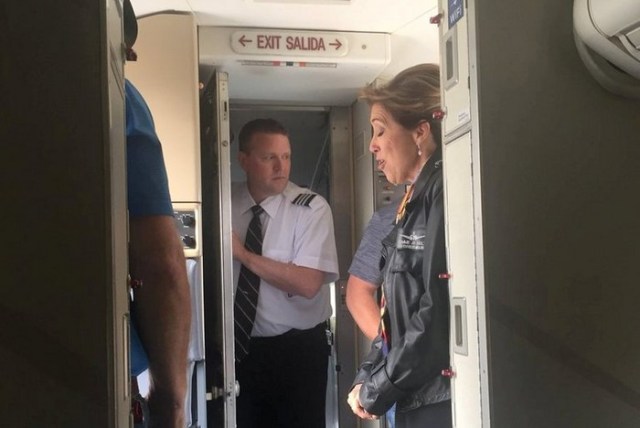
{"left": 360, "top": 63, "right": 441, "bottom": 146}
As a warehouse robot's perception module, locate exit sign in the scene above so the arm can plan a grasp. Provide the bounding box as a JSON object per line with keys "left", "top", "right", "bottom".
{"left": 232, "top": 30, "right": 348, "bottom": 58}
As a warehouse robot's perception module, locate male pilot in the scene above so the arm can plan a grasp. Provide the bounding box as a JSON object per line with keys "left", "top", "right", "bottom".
{"left": 231, "top": 118, "right": 339, "bottom": 428}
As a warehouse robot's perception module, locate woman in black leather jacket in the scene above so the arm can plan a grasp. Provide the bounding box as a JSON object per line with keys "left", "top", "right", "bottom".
{"left": 347, "top": 63, "right": 451, "bottom": 427}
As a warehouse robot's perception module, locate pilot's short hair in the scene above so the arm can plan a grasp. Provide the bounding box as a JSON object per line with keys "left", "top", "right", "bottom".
{"left": 238, "top": 118, "right": 289, "bottom": 153}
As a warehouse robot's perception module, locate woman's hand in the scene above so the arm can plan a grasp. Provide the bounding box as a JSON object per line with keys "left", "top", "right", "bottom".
{"left": 347, "top": 384, "right": 379, "bottom": 421}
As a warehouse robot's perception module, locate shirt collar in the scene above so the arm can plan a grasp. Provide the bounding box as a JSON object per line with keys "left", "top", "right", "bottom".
{"left": 238, "top": 182, "right": 287, "bottom": 219}
{"left": 258, "top": 192, "right": 283, "bottom": 219}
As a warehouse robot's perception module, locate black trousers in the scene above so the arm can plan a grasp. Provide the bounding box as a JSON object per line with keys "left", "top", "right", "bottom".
{"left": 395, "top": 399, "right": 452, "bottom": 428}
{"left": 235, "top": 322, "right": 330, "bottom": 428}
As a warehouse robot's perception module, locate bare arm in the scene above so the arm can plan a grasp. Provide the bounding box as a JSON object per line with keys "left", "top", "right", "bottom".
{"left": 232, "top": 231, "right": 325, "bottom": 299}
{"left": 130, "top": 216, "right": 191, "bottom": 428}
{"left": 345, "top": 275, "right": 381, "bottom": 340}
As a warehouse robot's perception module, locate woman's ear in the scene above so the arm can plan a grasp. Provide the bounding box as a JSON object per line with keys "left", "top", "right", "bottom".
{"left": 414, "top": 120, "right": 431, "bottom": 144}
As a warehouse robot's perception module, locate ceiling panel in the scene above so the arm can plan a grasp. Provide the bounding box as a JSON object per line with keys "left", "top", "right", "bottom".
{"left": 131, "top": 0, "right": 439, "bottom": 105}
{"left": 133, "top": 0, "right": 437, "bottom": 32}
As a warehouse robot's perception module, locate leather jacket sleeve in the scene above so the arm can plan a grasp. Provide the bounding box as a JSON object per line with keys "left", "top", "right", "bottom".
{"left": 355, "top": 175, "right": 450, "bottom": 415}
{"left": 352, "top": 333, "right": 385, "bottom": 386}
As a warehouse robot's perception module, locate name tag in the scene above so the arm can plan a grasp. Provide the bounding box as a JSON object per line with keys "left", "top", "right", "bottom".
{"left": 397, "top": 232, "right": 425, "bottom": 251}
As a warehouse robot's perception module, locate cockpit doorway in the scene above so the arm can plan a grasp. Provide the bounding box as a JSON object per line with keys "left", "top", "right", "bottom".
{"left": 223, "top": 104, "right": 356, "bottom": 428}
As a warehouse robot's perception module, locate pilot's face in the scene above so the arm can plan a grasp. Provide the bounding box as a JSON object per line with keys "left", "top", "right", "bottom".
{"left": 239, "top": 132, "right": 291, "bottom": 202}
{"left": 369, "top": 103, "right": 419, "bottom": 185}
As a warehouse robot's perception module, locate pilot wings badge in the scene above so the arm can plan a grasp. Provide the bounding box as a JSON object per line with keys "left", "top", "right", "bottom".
{"left": 397, "top": 232, "right": 425, "bottom": 251}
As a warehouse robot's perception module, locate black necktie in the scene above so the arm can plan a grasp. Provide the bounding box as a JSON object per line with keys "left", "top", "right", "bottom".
{"left": 234, "top": 204, "right": 264, "bottom": 362}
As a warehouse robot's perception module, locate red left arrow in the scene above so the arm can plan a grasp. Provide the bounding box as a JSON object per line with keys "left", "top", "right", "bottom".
{"left": 329, "top": 39, "right": 342, "bottom": 50}
{"left": 239, "top": 35, "right": 253, "bottom": 47}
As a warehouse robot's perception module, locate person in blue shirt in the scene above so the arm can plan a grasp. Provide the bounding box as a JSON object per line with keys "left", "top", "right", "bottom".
{"left": 124, "top": 1, "right": 191, "bottom": 426}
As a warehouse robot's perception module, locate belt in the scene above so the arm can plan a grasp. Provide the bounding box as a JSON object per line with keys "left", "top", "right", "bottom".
{"left": 280, "top": 320, "right": 328, "bottom": 338}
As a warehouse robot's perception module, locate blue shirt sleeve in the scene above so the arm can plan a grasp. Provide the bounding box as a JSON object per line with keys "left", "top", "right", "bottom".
{"left": 125, "top": 80, "right": 173, "bottom": 217}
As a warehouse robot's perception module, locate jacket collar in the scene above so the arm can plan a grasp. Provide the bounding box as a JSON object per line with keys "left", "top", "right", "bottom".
{"left": 411, "top": 147, "right": 442, "bottom": 202}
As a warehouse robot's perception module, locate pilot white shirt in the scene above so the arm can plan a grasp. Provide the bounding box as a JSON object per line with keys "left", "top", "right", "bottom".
{"left": 231, "top": 181, "right": 339, "bottom": 337}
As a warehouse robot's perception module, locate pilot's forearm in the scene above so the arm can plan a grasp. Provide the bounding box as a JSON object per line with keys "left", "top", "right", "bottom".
{"left": 237, "top": 249, "right": 325, "bottom": 299}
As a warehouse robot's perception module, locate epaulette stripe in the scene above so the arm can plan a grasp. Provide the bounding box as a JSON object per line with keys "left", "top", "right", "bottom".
{"left": 292, "top": 193, "right": 316, "bottom": 207}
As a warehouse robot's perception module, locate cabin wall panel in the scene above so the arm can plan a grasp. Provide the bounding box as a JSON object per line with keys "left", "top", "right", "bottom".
{"left": 472, "top": 0, "right": 640, "bottom": 425}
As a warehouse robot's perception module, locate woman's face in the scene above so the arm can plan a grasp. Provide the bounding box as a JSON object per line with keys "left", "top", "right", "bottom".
{"left": 369, "top": 103, "right": 421, "bottom": 185}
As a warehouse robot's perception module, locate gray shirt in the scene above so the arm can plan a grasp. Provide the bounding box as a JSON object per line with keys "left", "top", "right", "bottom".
{"left": 348, "top": 202, "right": 398, "bottom": 286}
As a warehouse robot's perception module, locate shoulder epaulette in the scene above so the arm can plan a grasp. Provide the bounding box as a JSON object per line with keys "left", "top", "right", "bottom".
{"left": 292, "top": 193, "right": 317, "bottom": 207}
